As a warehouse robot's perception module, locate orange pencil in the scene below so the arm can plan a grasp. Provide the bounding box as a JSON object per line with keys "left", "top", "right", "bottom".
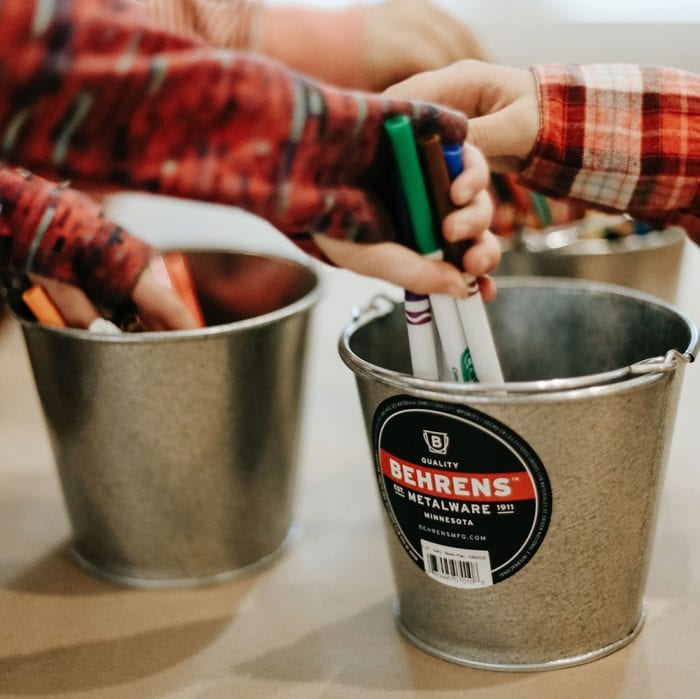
{"left": 22, "top": 285, "right": 66, "bottom": 327}
{"left": 161, "top": 252, "right": 206, "bottom": 328}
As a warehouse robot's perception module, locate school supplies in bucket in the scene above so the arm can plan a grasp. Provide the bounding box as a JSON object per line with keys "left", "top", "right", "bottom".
{"left": 383, "top": 115, "right": 502, "bottom": 384}
{"left": 489, "top": 172, "right": 685, "bottom": 303}
{"left": 495, "top": 221, "right": 686, "bottom": 303}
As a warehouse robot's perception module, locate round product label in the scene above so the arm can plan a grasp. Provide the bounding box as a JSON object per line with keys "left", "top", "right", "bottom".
{"left": 372, "top": 396, "right": 551, "bottom": 588}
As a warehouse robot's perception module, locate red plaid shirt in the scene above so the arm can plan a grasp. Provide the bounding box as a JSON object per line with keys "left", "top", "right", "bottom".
{"left": 0, "top": 0, "right": 464, "bottom": 304}
{"left": 522, "top": 63, "right": 700, "bottom": 243}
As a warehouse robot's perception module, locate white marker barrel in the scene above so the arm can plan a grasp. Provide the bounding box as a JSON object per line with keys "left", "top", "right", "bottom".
{"left": 404, "top": 291, "right": 439, "bottom": 380}
{"left": 429, "top": 293, "right": 475, "bottom": 383}
{"left": 456, "top": 281, "right": 505, "bottom": 384}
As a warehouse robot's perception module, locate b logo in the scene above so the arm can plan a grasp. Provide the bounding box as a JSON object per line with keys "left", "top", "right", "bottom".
{"left": 423, "top": 430, "right": 449, "bottom": 455}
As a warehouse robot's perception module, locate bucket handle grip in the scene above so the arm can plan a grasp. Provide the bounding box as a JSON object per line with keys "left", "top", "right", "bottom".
{"left": 628, "top": 349, "right": 694, "bottom": 374}
{"left": 351, "top": 293, "right": 397, "bottom": 323}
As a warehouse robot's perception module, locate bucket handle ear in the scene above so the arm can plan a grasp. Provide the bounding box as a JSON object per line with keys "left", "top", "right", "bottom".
{"left": 351, "top": 294, "right": 397, "bottom": 323}
{"left": 629, "top": 349, "right": 695, "bottom": 375}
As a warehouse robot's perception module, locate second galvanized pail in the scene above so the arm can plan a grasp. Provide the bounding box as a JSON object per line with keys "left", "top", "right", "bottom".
{"left": 339, "top": 278, "right": 697, "bottom": 671}
{"left": 17, "top": 250, "right": 320, "bottom": 588}
{"left": 495, "top": 225, "right": 686, "bottom": 302}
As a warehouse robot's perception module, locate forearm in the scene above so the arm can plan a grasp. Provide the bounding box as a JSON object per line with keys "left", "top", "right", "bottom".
{"left": 0, "top": 168, "right": 151, "bottom": 303}
{"left": 258, "top": 4, "right": 365, "bottom": 88}
{"left": 141, "top": 0, "right": 365, "bottom": 88}
{"left": 521, "top": 63, "right": 700, "bottom": 241}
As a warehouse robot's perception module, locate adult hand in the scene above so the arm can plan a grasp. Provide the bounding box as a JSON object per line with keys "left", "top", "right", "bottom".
{"left": 365, "top": 1, "right": 487, "bottom": 91}
{"left": 385, "top": 60, "right": 540, "bottom": 173}
{"left": 314, "top": 142, "right": 499, "bottom": 302}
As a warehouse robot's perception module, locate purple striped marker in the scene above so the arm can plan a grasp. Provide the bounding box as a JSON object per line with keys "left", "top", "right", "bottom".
{"left": 404, "top": 290, "right": 439, "bottom": 379}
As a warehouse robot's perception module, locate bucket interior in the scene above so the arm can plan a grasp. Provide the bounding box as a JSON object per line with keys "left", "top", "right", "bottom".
{"left": 186, "top": 251, "right": 317, "bottom": 325}
{"left": 8, "top": 250, "right": 318, "bottom": 329}
{"left": 349, "top": 283, "right": 695, "bottom": 381}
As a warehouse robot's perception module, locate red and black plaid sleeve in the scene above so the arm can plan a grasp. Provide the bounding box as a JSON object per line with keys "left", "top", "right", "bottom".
{"left": 0, "top": 0, "right": 466, "bottom": 299}
{"left": 0, "top": 168, "right": 152, "bottom": 302}
{"left": 521, "top": 64, "right": 700, "bottom": 243}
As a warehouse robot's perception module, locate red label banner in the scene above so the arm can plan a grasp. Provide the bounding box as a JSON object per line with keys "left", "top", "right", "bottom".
{"left": 379, "top": 449, "right": 535, "bottom": 502}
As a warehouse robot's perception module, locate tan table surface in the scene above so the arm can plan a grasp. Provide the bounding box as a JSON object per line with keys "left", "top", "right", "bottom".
{"left": 1, "top": 244, "right": 699, "bottom": 698}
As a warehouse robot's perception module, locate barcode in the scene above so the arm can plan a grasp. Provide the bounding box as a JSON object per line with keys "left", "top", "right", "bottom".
{"left": 428, "top": 554, "right": 480, "bottom": 582}
{"left": 421, "top": 540, "right": 493, "bottom": 589}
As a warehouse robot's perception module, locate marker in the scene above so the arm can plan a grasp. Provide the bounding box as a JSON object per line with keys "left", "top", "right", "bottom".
{"left": 441, "top": 143, "right": 505, "bottom": 384}
{"left": 389, "top": 165, "right": 440, "bottom": 380}
{"left": 384, "top": 115, "right": 473, "bottom": 383}
{"left": 418, "top": 134, "right": 465, "bottom": 268}
{"left": 490, "top": 173, "right": 513, "bottom": 204}
{"left": 160, "top": 253, "right": 206, "bottom": 328}
{"left": 403, "top": 290, "right": 440, "bottom": 379}
{"left": 502, "top": 172, "right": 531, "bottom": 212}
{"left": 22, "top": 285, "right": 66, "bottom": 327}
{"left": 25, "top": 281, "right": 122, "bottom": 333}
{"left": 529, "top": 191, "right": 552, "bottom": 229}
{"left": 421, "top": 136, "right": 499, "bottom": 382}
{"left": 634, "top": 220, "right": 652, "bottom": 235}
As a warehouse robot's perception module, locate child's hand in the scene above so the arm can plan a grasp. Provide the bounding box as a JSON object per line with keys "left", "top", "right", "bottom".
{"left": 385, "top": 60, "right": 540, "bottom": 173}
{"left": 314, "top": 143, "right": 499, "bottom": 301}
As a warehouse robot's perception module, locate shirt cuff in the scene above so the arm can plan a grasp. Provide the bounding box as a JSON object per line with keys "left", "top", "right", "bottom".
{"left": 518, "top": 64, "right": 591, "bottom": 207}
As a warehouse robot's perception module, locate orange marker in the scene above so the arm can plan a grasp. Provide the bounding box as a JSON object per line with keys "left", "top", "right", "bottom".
{"left": 161, "top": 252, "right": 206, "bottom": 328}
{"left": 22, "top": 285, "right": 66, "bottom": 327}
{"left": 29, "top": 273, "right": 104, "bottom": 329}
{"left": 503, "top": 173, "right": 531, "bottom": 212}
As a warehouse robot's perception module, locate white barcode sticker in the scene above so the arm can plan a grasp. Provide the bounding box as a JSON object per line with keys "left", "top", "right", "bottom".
{"left": 421, "top": 540, "right": 493, "bottom": 589}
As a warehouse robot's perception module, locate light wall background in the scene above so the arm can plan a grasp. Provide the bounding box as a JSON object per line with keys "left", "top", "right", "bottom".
{"left": 267, "top": 0, "right": 700, "bottom": 72}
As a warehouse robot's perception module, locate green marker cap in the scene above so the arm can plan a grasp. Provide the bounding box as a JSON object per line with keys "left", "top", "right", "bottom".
{"left": 384, "top": 115, "right": 439, "bottom": 255}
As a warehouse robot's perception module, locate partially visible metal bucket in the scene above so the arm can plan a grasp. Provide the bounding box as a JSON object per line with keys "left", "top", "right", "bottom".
{"left": 495, "top": 225, "right": 686, "bottom": 302}
{"left": 339, "top": 278, "right": 697, "bottom": 671}
{"left": 16, "top": 250, "right": 320, "bottom": 587}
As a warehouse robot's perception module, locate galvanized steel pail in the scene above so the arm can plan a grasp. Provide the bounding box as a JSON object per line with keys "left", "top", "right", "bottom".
{"left": 339, "top": 278, "right": 697, "bottom": 671}
{"left": 495, "top": 225, "right": 686, "bottom": 303}
{"left": 17, "top": 250, "right": 320, "bottom": 588}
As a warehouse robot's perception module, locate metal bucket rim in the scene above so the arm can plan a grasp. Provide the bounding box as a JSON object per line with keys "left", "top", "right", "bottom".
{"left": 13, "top": 250, "right": 324, "bottom": 344}
{"left": 339, "top": 277, "right": 698, "bottom": 400}
{"left": 503, "top": 223, "right": 685, "bottom": 258}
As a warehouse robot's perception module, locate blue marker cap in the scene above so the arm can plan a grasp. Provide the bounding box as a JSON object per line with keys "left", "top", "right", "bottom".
{"left": 442, "top": 143, "right": 464, "bottom": 180}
